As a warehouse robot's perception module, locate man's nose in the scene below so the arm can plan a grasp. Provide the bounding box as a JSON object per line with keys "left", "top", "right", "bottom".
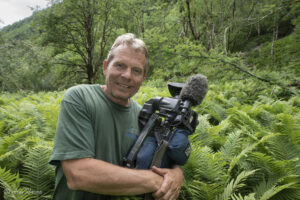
{"left": 121, "top": 67, "right": 132, "bottom": 79}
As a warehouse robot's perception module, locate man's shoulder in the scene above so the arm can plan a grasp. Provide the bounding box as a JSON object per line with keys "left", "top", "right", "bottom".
{"left": 66, "top": 84, "right": 98, "bottom": 94}
{"left": 130, "top": 99, "right": 142, "bottom": 112}
{"left": 62, "top": 84, "right": 101, "bottom": 105}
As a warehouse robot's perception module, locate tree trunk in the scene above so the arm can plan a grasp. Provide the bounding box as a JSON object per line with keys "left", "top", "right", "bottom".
{"left": 186, "top": 0, "right": 199, "bottom": 40}
{"left": 141, "top": 0, "right": 145, "bottom": 39}
{"left": 86, "top": 0, "right": 95, "bottom": 84}
{"left": 229, "top": 0, "right": 236, "bottom": 51}
{"left": 271, "top": 16, "right": 279, "bottom": 66}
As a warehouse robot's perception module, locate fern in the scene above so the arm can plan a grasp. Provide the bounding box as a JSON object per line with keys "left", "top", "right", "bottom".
{"left": 273, "top": 113, "right": 300, "bottom": 152}
{"left": 245, "top": 152, "right": 300, "bottom": 200}
{"left": 227, "top": 107, "right": 266, "bottom": 134}
{"left": 219, "top": 170, "right": 256, "bottom": 200}
{"left": 0, "top": 167, "right": 31, "bottom": 200}
{"left": 0, "top": 79, "right": 299, "bottom": 200}
{"left": 194, "top": 115, "right": 224, "bottom": 149}
{"left": 0, "top": 130, "right": 30, "bottom": 155}
{"left": 21, "top": 144, "right": 55, "bottom": 200}
{"left": 182, "top": 145, "right": 227, "bottom": 200}
{"left": 203, "top": 103, "right": 227, "bottom": 125}
{"left": 187, "top": 180, "right": 223, "bottom": 200}
{"left": 0, "top": 142, "right": 28, "bottom": 170}
{"left": 220, "top": 131, "right": 243, "bottom": 160}
{"left": 227, "top": 133, "right": 279, "bottom": 175}
{"left": 250, "top": 104, "right": 276, "bottom": 127}
{"left": 231, "top": 193, "right": 256, "bottom": 200}
{"left": 256, "top": 179, "right": 299, "bottom": 200}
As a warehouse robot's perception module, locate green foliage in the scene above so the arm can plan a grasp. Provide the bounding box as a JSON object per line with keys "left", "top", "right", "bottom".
{"left": 1, "top": 0, "right": 299, "bottom": 93}
{"left": 0, "top": 91, "right": 61, "bottom": 199}
{"left": 0, "top": 78, "right": 299, "bottom": 199}
{"left": 0, "top": 167, "right": 31, "bottom": 200}
{"left": 0, "top": 0, "right": 299, "bottom": 199}
{"left": 21, "top": 144, "right": 55, "bottom": 200}
{"left": 137, "top": 78, "right": 300, "bottom": 200}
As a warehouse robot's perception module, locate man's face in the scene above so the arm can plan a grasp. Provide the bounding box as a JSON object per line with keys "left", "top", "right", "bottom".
{"left": 102, "top": 45, "right": 146, "bottom": 106}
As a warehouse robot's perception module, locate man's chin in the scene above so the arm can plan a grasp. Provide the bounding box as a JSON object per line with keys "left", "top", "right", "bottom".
{"left": 112, "top": 92, "right": 132, "bottom": 101}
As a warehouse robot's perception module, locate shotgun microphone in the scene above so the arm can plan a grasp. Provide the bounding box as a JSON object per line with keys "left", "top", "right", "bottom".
{"left": 180, "top": 74, "right": 208, "bottom": 106}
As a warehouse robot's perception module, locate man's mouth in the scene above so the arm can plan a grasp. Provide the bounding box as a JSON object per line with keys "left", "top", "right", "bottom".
{"left": 117, "top": 83, "right": 131, "bottom": 89}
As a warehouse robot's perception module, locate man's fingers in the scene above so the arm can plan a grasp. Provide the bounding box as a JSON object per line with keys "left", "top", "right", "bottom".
{"left": 152, "top": 166, "right": 183, "bottom": 199}
{"left": 152, "top": 167, "right": 176, "bottom": 199}
{"left": 152, "top": 175, "right": 170, "bottom": 198}
{"left": 151, "top": 166, "right": 166, "bottom": 176}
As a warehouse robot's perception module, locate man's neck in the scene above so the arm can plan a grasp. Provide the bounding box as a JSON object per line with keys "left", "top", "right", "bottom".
{"left": 100, "top": 85, "right": 130, "bottom": 107}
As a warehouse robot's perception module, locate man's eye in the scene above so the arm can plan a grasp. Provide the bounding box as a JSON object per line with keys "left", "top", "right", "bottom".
{"left": 116, "top": 64, "right": 125, "bottom": 69}
{"left": 133, "top": 68, "right": 142, "bottom": 75}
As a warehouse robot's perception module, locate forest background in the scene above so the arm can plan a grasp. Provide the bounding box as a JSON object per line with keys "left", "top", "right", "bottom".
{"left": 0, "top": 0, "right": 299, "bottom": 199}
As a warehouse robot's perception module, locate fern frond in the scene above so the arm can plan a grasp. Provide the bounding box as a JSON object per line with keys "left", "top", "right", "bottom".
{"left": 227, "top": 133, "right": 279, "bottom": 175}
{"left": 21, "top": 144, "right": 55, "bottom": 199}
{"left": 36, "top": 102, "right": 59, "bottom": 140}
{"left": 188, "top": 180, "right": 223, "bottom": 200}
{"left": 265, "top": 135, "right": 299, "bottom": 161}
{"left": 195, "top": 114, "right": 212, "bottom": 135}
{"left": 250, "top": 104, "right": 275, "bottom": 127}
{"left": 0, "top": 167, "right": 31, "bottom": 200}
{"left": 219, "top": 170, "right": 256, "bottom": 200}
{"left": 273, "top": 113, "right": 300, "bottom": 151}
{"left": 258, "top": 181, "right": 298, "bottom": 200}
{"left": 267, "top": 100, "right": 293, "bottom": 115}
{"left": 0, "top": 142, "right": 27, "bottom": 169}
{"left": 193, "top": 115, "right": 226, "bottom": 149}
{"left": 220, "top": 131, "right": 243, "bottom": 160}
{"left": 208, "top": 117, "right": 232, "bottom": 136}
{"left": 252, "top": 173, "right": 300, "bottom": 200}
{"left": 231, "top": 193, "right": 256, "bottom": 200}
{"left": 203, "top": 102, "right": 227, "bottom": 125}
{"left": 191, "top": 146, "right": 226, "bottom": 182}
{"left": 0, "top": 130, "right": 30, "bottom": 155}
{"left": 227, "top": 107, "right": 266, "bottom": 134}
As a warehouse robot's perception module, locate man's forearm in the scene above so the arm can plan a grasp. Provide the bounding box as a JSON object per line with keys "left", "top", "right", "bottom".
{"left": 62, "top": 158, "right": 163, "bottom": 195}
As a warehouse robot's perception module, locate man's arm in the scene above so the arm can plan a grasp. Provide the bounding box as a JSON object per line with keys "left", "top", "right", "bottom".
{"left": 61, "top": 158, "right": 163, "bottom": 196}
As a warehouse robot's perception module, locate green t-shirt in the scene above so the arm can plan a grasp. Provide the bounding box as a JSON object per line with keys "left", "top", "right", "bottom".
{"left": 49, "top": 84, "right": 141, "bottom": 200}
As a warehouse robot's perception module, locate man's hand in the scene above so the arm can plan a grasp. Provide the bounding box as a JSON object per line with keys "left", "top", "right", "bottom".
{"left": 151, "top": 166, "right": 183, "bottom": 200}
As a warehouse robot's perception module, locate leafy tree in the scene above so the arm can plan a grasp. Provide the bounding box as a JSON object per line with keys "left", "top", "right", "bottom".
{"left": 41, "top": 0, "right": 117, "bottom": 85}
{"left": 178, "top": 0, "right": 298, "bottom": 53}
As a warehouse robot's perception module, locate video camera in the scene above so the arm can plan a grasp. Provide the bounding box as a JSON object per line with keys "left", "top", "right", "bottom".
{"left": 123, "top": 82, "right": 199, "bottom": 169}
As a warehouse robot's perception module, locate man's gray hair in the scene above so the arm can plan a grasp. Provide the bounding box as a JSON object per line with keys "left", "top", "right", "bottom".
{"left": 106, "top": 33, "right": 148, "bottom": 72}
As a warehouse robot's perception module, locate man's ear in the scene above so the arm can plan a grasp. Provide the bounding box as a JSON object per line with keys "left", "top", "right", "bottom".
{"left": 103, "top": 60, "right": 108, "bottom": 76}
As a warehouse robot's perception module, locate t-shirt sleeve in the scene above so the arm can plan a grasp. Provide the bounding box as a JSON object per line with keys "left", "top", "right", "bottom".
{"left": 49, "top": 89, "right": 95, "bottom": 166}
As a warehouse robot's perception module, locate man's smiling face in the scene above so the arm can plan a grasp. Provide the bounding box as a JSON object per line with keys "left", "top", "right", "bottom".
{"left": 102, "top": 44, "right": 146, "bottom": 106}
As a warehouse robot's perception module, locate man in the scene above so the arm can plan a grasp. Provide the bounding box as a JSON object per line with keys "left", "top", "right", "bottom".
{"left": 49, "top": 33, "right": 183, "bottom": 200}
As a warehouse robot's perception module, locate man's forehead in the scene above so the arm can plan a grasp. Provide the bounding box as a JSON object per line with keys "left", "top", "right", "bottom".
{"left": 113, "top": 44, "right": 145, "bottom": 55}
{"left": 115, "top": 45, "right": 145, "bottom": 60}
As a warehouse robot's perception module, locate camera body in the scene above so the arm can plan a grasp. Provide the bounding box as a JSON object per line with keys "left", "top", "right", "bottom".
{"left": 139, "top": 82, "right": 198, "bottom": 137}
{"left": 123, "top": 82, "right": 199, "bottom": 169}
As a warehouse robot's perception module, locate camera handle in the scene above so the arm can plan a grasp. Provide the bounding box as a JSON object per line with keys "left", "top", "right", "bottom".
{"left": 123, "top": 113, "right": 160, "bottom": 168}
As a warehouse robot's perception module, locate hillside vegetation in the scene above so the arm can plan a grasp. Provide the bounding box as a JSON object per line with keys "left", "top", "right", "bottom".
{"left": 0, "top": 80, "right": 299, "bottom": 199}
{"left": 0, "top": 0, "right": 299, "bottom": 199}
